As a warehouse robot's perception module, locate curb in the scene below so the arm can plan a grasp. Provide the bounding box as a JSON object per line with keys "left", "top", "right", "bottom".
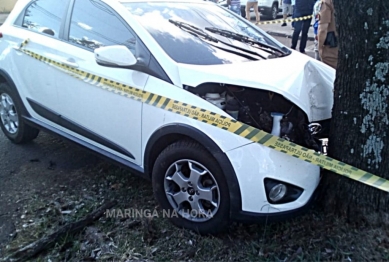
{"left": 266, "top": 31, "right": 315, "bottom": 42}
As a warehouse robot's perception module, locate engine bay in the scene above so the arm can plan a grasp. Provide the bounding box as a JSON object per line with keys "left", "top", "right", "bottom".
{"left": 184, "top": 83, "right": 323, "bottom": 152}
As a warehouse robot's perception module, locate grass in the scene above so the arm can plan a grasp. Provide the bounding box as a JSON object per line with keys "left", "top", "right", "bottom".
{"left": 2, "top": 161, "right": 389, "bottom": 261}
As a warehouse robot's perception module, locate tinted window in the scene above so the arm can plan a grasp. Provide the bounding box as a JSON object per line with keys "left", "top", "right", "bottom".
{"left": 124, "top": 2, "right": 284, "bottom": 65}
{"left": 69, "top": 0, "right": 135, "bottom": 53}
{"left": 22, "top": 0, "right": 68, "bottom": 37}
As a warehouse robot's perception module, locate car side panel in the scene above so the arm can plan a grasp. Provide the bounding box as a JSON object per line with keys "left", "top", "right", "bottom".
{"left": 52, "top": 40, "right": 148, "bottom": 165}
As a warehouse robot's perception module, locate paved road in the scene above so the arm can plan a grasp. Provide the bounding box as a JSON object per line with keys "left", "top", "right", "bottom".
{"left": 0, "top": 13, "right": 7, "bottom": 25}
{"left": 257, "top": 16, "right": 315, "bottom": 40}
{"left": 272, "top": 35, "right": 316, "bottom": 59}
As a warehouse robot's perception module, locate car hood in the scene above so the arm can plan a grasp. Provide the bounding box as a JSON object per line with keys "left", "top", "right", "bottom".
{"left": 177, "top": 52, "right": 335, "bottom": 122}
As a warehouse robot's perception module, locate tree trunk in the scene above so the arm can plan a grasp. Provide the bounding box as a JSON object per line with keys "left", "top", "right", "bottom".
{"left": 323, "top": 0, "right": 389, "bottom": 219}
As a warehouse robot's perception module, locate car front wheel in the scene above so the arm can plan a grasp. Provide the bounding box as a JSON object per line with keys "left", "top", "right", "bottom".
{"left": 0, "top": 83, "right": 39, "bottom": 143}
{"left": 152, "top": 140, "right": 230, "bottom": 234}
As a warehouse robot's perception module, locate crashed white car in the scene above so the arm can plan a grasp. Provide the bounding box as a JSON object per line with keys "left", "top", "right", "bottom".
{"left": 0, "top": 0, "right": 334, "bottom": 233}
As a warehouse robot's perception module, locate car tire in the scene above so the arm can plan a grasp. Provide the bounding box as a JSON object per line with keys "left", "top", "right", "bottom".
{"left": 152, "top": 140, "right": 230, "bottom": 234}
{"left": 269, "top": 3, "right": 278, "bottom": 20}
{"left": 240, "top": 5, "right": 246, "bottom": 18}
{"left": 0, "top": 83, "right": 39, "bottom": 143}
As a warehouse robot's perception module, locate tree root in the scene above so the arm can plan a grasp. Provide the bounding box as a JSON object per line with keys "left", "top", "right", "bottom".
{"left": 3, "top": 200, "right": 117, "bottom": 262}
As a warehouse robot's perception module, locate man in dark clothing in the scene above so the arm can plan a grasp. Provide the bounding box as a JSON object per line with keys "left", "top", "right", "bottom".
{"left": 291, "top": 0, "right": 315, "bottom": 53}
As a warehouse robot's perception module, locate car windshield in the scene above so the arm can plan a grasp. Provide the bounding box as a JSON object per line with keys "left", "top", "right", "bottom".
{"left": 122, "top": 2, "right": 288, "bottom": 65}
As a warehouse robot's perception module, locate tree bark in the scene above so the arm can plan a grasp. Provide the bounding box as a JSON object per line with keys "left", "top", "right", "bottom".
{"left": 322, "top": 0, "right": 389, "bottom": 219}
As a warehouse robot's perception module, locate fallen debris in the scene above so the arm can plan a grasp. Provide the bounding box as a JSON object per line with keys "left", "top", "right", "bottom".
{"left": 3, "top": 201, "right": 117, "bottom": 262}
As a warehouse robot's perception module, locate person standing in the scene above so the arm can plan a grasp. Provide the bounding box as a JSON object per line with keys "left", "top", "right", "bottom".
{"left": 246, "top": 0, "right": 260, "bottom": 23}
{"left": 318, "top": 0, "right": 338, "bottom": 69}
{"left": 291, "top": 0, "right": 315, "bottom": 53}
{"left": 281, "top": 0, "right": 293, "bottom": 27}
{"left": 313, "top": 0, "right": 321, "bottom": 60}
{"left": 291, "top": 0, "right": 296, "bottom": 28}
{"left": 228, "top": 0, "right": 241, "bottom": 16}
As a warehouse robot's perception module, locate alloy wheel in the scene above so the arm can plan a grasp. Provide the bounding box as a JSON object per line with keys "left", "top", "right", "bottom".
{"left": 0, "top": 93, "right": 19, "bottom": 134}
{"left": 164, "top": 159, "right": 220, "bottom": 222}
{"left": 272, "top": 5, "right": 278, "bottom": 20}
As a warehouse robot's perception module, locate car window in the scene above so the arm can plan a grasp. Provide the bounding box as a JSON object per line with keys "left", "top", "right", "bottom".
{"left": 69, "top": 0, "right": 136, "bottom": 53}
{"left": 22, "top": 0, "right": 69, "bottom": 37}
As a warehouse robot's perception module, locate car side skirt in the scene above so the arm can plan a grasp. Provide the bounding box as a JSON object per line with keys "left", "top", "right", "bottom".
{"left": 26, "top": 98, "right": 136, "bottom": 160}
{"left": 23, "top": 115, "right": 146, "bottom": 179}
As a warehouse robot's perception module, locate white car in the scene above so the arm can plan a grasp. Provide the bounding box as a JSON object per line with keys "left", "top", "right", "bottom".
{"left": 0, "top": 0, "right": 335, "bottom": 234}
{"left": 218, "top": 0, "right": 283, "bottom": 20}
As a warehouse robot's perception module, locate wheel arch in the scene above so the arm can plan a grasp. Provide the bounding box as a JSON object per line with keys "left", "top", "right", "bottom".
{"left": 144, "top": 123, "right": 242, "bottom": 216}
{"left": 0, "top": 69, "right": 30, "bottom": 117}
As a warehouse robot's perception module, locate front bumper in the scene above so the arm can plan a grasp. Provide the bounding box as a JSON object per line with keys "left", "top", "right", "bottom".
{"left": 233, "top": 184, "right": 319, "bottom": 223}
{"left": 225, "top": 141, "right": 321, "bottom": 218}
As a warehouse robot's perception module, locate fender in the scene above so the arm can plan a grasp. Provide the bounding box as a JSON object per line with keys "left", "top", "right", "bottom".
{"left": 144, "top": 123, "right": 243, "bottom": 216}
{"left": 0, "top": 68, "right": 30, "bottom": 117}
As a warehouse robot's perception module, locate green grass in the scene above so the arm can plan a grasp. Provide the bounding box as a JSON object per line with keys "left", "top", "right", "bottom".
{"left": 2, "top": 162, "right": 389, "bottom": 261}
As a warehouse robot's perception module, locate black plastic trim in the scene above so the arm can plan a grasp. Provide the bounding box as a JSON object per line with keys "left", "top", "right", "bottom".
{"left": 27, "top": 98, "right": 135, "bottom": 160}
{"left": 23, "top": 116, "right": 145, "bottom": 177}
{"left": 264, "top": 178, "right": 304, "bottom": 204}
{"left": 144, "top": 123, "right": 242, "bottom": 218}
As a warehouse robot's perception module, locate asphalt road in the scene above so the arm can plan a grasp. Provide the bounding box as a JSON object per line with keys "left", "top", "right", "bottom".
{"left": 272, "top": 35, "right": 316, "bottom": 59}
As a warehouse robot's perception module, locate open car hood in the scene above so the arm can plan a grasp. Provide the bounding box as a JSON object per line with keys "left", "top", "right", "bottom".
{"left": 178, "top": 52, "right": 335, "bottom": 122}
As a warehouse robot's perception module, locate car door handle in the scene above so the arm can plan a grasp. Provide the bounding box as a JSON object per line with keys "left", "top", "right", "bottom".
{"left": 60, "top": 59, "right": 79, "bottom": 69}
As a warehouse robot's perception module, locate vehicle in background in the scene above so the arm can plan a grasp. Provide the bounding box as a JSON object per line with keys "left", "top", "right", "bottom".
{"left": 218, "top": 0, "right": 282, "bottom": 20}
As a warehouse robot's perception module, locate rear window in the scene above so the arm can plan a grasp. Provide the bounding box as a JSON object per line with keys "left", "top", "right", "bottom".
{"left": 22, "top": 0, "right": 69, "bottom": 38}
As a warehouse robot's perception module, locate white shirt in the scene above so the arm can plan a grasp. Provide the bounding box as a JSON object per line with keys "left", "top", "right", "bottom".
{"left": 291, "top": 0, "right": 295, "bottom": 5}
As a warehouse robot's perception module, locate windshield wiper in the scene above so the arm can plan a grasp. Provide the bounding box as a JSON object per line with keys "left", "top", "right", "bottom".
{"left": 169, "top": 19, "right": 266, "bottom": 60}
{"left": 205, "top": 27, "right": 286, "bottom": 56}
{"left": 169, "top": 19, "right": 219, "bottom": 42}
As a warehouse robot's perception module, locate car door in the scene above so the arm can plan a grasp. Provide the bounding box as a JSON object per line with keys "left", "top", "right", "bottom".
{"left": 53, "top": 0, "right": 148, "bottom": 165}
{"left": 10, "top": 0, "right": 70, "bottom": 119}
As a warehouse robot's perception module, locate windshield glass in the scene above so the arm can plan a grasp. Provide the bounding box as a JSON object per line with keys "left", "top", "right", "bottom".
{"left": 122, "top": 2, "right": 287, "bottom": 65}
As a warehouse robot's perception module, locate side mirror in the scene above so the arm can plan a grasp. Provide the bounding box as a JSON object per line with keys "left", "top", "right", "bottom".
{"left": 95, "top": 45, "right": 137, "bottom": 67}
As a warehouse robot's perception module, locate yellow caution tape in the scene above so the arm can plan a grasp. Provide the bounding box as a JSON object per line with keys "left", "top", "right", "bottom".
{"left": 18, "top": 42, "right": 389, "bottom": 193}
{"left": 256, "top": 15, "right": 313, "bottom": 25}
{"left": 19, "top": 38, "right": 30, "bottom": 49}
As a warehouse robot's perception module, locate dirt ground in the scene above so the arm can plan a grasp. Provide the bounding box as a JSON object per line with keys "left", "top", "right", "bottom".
{"left": 2, "top": 128, "right": 389, "bottom": 261}
{"left": 0, "top": 131, "right": 103, "bottom": 255}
